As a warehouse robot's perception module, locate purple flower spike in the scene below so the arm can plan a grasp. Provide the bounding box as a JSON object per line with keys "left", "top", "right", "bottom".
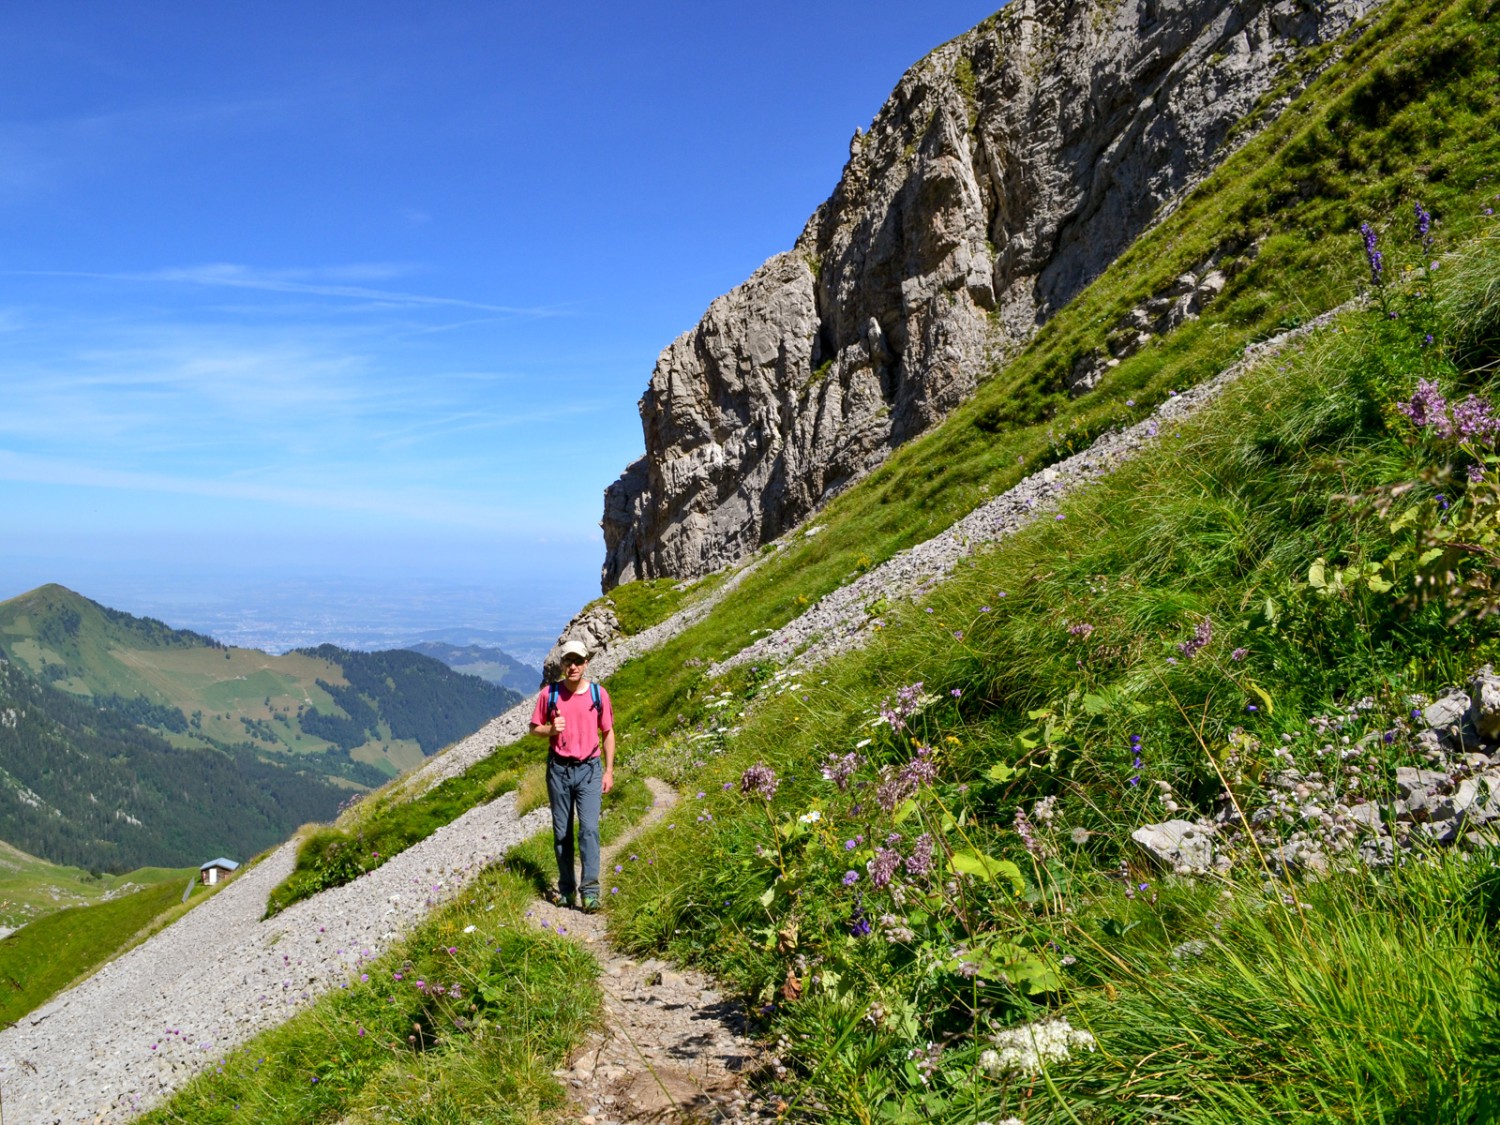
{"left": 740, "top": 764, "right": 778, "bottom": 801}
{"left": 1178, "top": 617, "right": 1213, "bottom": 659}
{"left": 1360, "top": 221, "right": 1384, "bottom": 285}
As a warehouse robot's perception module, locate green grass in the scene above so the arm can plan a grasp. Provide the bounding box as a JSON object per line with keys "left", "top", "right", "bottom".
{"left": 139, "top": 864, "right": 598, "bottom": 1125}
{"left": 264, "top": 746, "right": 531, "bottom": 917}
{"left": 1044, "top": 857, "right": 1500, "bottom": 1123}
{"left": 0, "top": 871, "right": 197, "bottom": 1026}
{"left": 599, "top": 570, "right": 729, "bottom": 636}
{"left": 0, "top": 842, "right": 186, "bottom": 929}
{"left": 142, "top": 777, "right": 657, "bottom": 1125}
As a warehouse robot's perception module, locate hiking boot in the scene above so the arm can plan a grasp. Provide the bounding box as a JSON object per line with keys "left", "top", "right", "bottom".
{"left": 580, "top": 895, "right": 601, "bottom": 914}
{"left": 545, "top": 888, "right": 576, "bottom": 909}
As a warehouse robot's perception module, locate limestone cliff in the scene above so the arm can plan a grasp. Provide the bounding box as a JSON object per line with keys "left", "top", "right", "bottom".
{"left": 602, "top": 0, "right": 1377, "bottom": 589}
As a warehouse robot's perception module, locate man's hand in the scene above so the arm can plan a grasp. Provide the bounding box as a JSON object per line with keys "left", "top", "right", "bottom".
{"left": 602, "top": 766, "right": 614, "bottom": 794}
{"left": 552, "top": 714, "right": 567, "bottom": 735}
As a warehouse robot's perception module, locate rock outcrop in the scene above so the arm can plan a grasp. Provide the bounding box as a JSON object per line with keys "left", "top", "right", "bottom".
{"left": 602, "top": 0, "right": 1378, "bottom": 589}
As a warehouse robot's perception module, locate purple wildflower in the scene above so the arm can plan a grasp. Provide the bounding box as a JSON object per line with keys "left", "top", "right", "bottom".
{"left": 1178, "top": 616, "right": 1213, "bottom": 659}
{"left": 1452, "top": 395, "right": 1500, "bottom": 442}
{"left": 1068, "top": 622, "right": 1094, "bottom": 639}
{"left": 876, "top": 773, "right": 914, "bottom": 812}
{"left": 848, "top": 895, "right": 872, "bottom": 938}
{"left": 1415, "top": 201, "right": 1432, "bottom": 246}
{"left": 901, "top": 745, "right": 939, "bottom": 789}
{"left": 740, "top": 764, "right": 778, "bottom": 801}
{"left": 878, "top": 682, "right": 925, "bottom": 731}
{"left": 1129, "top": 733, "right": 1143, "bottom": 788}
{"left": 842, "top": 870, "right": 860, "bottom": 886}
{"left": 1469, "top": 464, "right": 1486, "bottom": 483}
{"left": 1231, "top": 647, "right": 1248, "bottom": 661}
{"left": 904, "top": 834, "right": 935, "bottom": 878}
{"left": 1014, "top": 807, "right": 1045, "bottom": 858}
{"left": 1360, "top": 221, "right": 1383, "bottom": 285}
{"left": 1397, "top": 379, "right": 1454, "bottom": 438}
{"left": 821, "top": 751, "right": 860, "bottom": 791}
{"left": 868, "top": 847, "right": 901, "bottom": 889}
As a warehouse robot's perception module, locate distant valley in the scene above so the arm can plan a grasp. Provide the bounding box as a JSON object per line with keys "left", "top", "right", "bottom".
{"left": 0, "top": 585, "right": 523, "bottom": 875}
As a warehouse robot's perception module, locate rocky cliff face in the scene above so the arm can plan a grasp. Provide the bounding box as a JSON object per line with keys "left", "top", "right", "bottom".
{"left": 602, "top": 0, "right": 1377, "bottom": 589}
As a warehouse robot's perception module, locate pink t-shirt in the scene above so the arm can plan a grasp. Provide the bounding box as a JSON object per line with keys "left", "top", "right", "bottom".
{"left": 530, "top": 682, "right": 613, "bottom": 761}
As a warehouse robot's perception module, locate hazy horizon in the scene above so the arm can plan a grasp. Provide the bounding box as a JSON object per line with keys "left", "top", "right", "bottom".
{"left": 0, "top": 552, "right": 594, "bottom": 665}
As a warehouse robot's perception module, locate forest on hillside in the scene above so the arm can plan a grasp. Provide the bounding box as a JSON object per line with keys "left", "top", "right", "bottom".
{"left": 0, "top": 657, "right": 345, "bottom": 871}
{"left": 295, "top": 645, "right": 520, "bottom": 755}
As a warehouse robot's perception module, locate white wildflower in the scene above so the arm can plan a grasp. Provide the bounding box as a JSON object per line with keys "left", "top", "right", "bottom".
{"left": 798, "top": 809, "right": 822, "bottom": 824}
{"left": 987, "top": 1017, "right": 1097, "bottom": 1074}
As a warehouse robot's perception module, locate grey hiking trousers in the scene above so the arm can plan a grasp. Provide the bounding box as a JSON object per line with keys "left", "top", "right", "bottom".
{"left": 546, "top": 753, "right": 602, "bottom": 900}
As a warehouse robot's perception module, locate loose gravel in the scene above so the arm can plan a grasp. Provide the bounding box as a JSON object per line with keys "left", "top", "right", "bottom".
{"left": 0, "top": 793, "right": 550, "bottom": 1124}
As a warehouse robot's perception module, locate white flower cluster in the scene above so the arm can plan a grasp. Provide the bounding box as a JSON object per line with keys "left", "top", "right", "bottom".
{"left": 980, "top": 1017, "right": 1097, "bottom": 1076}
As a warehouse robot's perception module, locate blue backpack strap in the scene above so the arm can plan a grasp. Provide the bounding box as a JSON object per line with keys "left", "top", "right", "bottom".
{"left": 590, "top": 682, "right": 602, "bottom": 714}
{"left": 547, "top": 682, "right": 560, "bottom": 718}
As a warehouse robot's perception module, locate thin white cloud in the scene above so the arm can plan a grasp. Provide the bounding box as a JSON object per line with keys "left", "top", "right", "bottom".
{"left": 10, "top": 264, "right": 562, "bottom": 316}
{"left": 0, "top": 448, "right": 532, "bottom": 528}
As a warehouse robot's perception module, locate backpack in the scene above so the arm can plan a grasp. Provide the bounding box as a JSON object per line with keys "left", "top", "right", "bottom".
{"left": 546, "top": 680, "right": 602, "bottom": 722}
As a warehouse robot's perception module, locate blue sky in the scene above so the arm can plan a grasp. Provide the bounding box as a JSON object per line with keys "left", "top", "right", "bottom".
{"left": 0, "top": 1, "right": 998, "bottom": 647}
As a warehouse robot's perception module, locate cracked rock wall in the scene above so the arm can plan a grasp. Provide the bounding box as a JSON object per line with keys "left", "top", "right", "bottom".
{"left": 601, "top": 0, "right": 1377, "bottom": 590}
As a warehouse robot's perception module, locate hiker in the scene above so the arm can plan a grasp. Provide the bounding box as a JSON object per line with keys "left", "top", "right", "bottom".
{"left": 528, "top": 639, "right": 615, "bottom": 911}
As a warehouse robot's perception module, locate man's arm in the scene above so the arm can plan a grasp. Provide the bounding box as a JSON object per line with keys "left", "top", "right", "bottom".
{"left": 529, "top": 690, "right": 561, "bottom": 740}
{"left": 601, "top": 727, "right": 616, "bottom": 793}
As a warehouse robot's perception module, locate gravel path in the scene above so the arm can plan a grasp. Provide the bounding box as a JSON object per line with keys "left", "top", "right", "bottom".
{"left": 530, "top": 780, "right": 768, "bottom": 1125}
{"left": 0, "top": 792, "right": 550, "bottom": 1124}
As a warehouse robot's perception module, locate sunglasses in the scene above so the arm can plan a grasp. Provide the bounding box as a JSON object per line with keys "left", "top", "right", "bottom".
{"left": 562, "top": 655, "right": 588, "bottom": 666}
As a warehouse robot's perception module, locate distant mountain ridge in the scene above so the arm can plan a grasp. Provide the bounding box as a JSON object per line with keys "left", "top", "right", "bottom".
{"left": 0, "top": 585, "right": 523, "bottom": 871}
{"left": 401, "top": 641, "right": 541, "bottom": 694}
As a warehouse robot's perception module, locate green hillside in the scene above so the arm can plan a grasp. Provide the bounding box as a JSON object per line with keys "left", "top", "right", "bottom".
{"left": 0, "top": 655, "right": 347, "bottom": 869}
{"left": 0, "top": 867, "right": 198, "bottom": 1027}
{"left": 0, "top": 839, "right": 188, "bottom": 931}
{"left": 0, "top": 586, "right": 521, "bottom": 871}
{"left": 0, "top": 585, "right": 519, "bottom": 784}
{"left": 143, "top": 0, "right": 1500, "bottom": 1120}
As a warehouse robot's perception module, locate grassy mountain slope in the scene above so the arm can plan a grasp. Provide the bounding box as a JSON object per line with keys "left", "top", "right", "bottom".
{"left": 0, "top": 655, "right": 349, "bottom": 870}
{"left": 0, "top": 840, "right": 187, "bottom": 931}
{"left": 0, "top": 585, "right": 519, "bottom": 784}
{"left": 0, "top": 587, "right": 519, "bottom": 871}
{"left": 597, "top": 0, "right": 1500, "bottom": 746}
{"left": 0, "top": 867, "right": 198, "bottom": 1027}
{"left": 142, "top": 0, "right": 1500, "bottom": 1119}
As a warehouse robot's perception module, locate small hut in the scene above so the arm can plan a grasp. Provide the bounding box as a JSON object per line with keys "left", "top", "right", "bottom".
{"left": 199, "top": 857, "right": 239, "bottom": 885}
